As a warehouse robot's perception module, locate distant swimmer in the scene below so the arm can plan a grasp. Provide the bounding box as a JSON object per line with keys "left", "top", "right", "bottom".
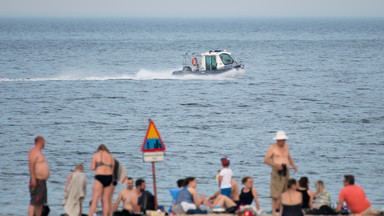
{"left": 264, "top": 131, "right": 297, "bottom": 216}
{"left": 28, "top": 136, "right": 50, "bottom": 216}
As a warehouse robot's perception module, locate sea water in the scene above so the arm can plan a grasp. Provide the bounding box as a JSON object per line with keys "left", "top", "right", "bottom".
{"left": 0, "top": 18, "right": 383, "bottom": 215}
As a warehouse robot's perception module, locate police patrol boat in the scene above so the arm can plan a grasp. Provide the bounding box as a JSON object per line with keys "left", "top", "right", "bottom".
{"left": 172, "top": 50, "right": 244, "bottom": 76}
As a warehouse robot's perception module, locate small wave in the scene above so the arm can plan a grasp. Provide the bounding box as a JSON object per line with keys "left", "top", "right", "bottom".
{"left": 0, "top": 68, "right": 245, "bottom": 82}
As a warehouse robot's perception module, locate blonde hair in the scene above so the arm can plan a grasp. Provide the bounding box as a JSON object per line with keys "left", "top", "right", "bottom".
{"left": 315, "top": 180, "right": 326, "bottom": 194}
{"left": 75, "top": 163, "right": 84, "bottom": 171}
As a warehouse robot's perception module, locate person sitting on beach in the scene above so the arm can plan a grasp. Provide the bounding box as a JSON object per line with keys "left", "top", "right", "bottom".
{"left": 168, "top": 179, "right": 185, "bottom": 212}
{"left": 114, "top": 177, "right": 134, "bottom": 211}
{"left": 63, "top": 163, "right": 87, "bottom": 216}
{"left": 136, "top": 179, "right": 155, "bottom": 213}
{"left": 312, "top": 180, "right": 330, "bottom": 209}
{"left": 296, "top": 176, "right": 314, "bottom": 210}
{"left": 209, "top": 178, "right": 239, "bottom": 204}
{"left": 89, "top": 144, "right": 115, "bottom": 216}
{"left": 335, "top": 175, "right": 379, "bottom": 215}
{"left": 238, "top": 177, "right": 260, "bottom": 211}
{"left": 218, "top": 158, "right": 233, "bottom": 198}
{"left": 174, "top": 177, "right": 208, "bottom": 214}
{"left": 280, "top": 179, "right": 304, "bottom": 216}
{"left": 207, "top": 179, "right": 239, "bottom": 213}
{"left": 208, "top": 194, "right": 237, "bottom": 213}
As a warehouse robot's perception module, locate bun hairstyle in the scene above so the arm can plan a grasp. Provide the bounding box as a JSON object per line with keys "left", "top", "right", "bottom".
{"left": 242, "top": 176, "right": 252, "bottom": 184}
{"left": 287, "top": 179, "right": 297, "bottom": 189}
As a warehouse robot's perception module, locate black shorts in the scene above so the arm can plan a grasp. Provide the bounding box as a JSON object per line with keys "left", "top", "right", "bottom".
{"left": 95, "top": 175, "right": 113, "bottom": 187}
{"left": 29, "top": 179, "right": 47, "bottom": 206}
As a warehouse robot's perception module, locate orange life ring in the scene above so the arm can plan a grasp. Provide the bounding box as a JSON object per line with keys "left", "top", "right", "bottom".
{"left": 192, "top": 57, "right": 198, "bottom": 66}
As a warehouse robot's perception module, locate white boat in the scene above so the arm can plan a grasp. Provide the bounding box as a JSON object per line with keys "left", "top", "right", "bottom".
{"left": 172, "top": 50, "right": 244, "bottom": 76}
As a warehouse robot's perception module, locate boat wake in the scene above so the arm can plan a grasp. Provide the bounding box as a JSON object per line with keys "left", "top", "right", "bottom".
{"left": 0, "top": 68, "right": 245, "bottom": 82}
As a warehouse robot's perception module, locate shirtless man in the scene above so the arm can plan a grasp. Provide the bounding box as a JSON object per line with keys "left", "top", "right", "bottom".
{"left": 264, "top": 131, "right": 297, "bottom": 216}
{"left": 28, "top": 136, "right": 50, "bottom": 216}
{"left": 117, "top": 179, "right": 142, "bottom": 215}
{"left": 114, "top": 177, "right": 134, "bottom": 211}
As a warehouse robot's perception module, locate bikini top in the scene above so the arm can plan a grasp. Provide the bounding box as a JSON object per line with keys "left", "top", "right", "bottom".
{"left": 95, "top": 152, "right": 113, "bottom": 169}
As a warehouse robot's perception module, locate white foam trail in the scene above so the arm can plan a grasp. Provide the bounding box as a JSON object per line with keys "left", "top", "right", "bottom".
{"left": 0, "top": 68, "right": 245, "bottom": 82}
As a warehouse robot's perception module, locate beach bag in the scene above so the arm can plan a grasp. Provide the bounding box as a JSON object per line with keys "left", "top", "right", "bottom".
{"left": 141, "top": 191, "right": 156, "bottom": 212}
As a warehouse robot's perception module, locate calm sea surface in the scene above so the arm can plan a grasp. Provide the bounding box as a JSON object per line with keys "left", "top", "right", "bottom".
{"left": 0, "top": 18, "right": 383, "bottom": 215}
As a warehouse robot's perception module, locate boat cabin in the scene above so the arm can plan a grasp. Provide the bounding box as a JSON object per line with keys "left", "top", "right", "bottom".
{"left": 199, "top": 50, "right": 235, "bottom": 71}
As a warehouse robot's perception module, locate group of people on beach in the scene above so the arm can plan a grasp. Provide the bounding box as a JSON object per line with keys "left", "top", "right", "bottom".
{"left": 28, "top": 136, "right": 155, "bottom": 216}
{"left": 28, "top": 131, "right": 380, "bottom": 216}
{"left": 263, "top": 131, "right": 378, "bottom": 216}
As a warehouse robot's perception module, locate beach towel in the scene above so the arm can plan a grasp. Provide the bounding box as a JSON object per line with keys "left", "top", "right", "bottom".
{"left": 117, "top": 164, "right": 128, "bottom": 186}
{"left": 63, "top": 172, "right": 87, "bottom": 216}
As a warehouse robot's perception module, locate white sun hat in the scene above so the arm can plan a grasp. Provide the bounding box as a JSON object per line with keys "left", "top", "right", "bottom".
{"left": 273, "top": 131, "right": 288, "bottom": 140}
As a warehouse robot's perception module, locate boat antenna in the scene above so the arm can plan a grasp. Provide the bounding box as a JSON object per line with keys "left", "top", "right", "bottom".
{"left": 183, "top": 52, "right": 188, "bottom": 67}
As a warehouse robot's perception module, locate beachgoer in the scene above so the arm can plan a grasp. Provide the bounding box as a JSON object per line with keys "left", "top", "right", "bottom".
{"left": 230, "top": 179, "right": 240, "bottom": 202}
{"left": 110, "top": 159, "right": 127, "bottom": 216}
{"left": 174, "top": 177, "right": 208, "bottom": 214}
{"left": 313, "top": 180, "right": 330, "bottom": 209}
{"left": 219, "top": 158, "right": 233, "bottom": 198}
{"left": 238, "top": 177, "right": 260, "bottom": 211}
{"left": 169, "top": 179, "right": 185, "bottom": 212}
{"left": 296, "top": 176, "right": 314, "bottom": 210}
{"left": 335, "top": 175, "right": 378, "bottom": 215}
{"left": 208, "top": 179, "right": 240, "bottom": 213}
{"left": 28, "top": 136, "right": 50, "bottom": 216}
{"left": 114, "top": 177, "right": 134, "bottom": 211}
{"left": 280, "top": 179, "right": 304, "bottom": 216}
{"left": 264, "top": 131, "right": 297, "bottom": 215}
{"left": 63, "top": 163, "right": 87, "bottom": 216}
{"left": 136, "top": 179, "right": 155, "bottom": 212}
{"left": 89, "top": 144, "right": 115, "bottom": 216}
{"left": 209, "top": 195, "right": 237, "bottom": 213}
{"left": 209, "top": 179, "right": 239, "bottom": 203}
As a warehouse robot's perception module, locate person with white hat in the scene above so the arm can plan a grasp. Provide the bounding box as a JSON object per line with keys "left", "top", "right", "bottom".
{"left": 264, "top": 131, "right": 298, "bottom": 216}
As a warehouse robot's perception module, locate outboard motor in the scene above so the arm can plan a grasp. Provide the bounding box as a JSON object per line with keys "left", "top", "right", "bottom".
{"left": 183, "top": 66, "right": 192, "bottom": 72}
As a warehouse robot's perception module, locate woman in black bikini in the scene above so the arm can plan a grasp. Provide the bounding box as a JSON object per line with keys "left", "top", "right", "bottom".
{"left": 238, "top": 177, "right": 260, "bottom": 211}
{"left": 89, "top": 144, "right": 115, "bottom": 216}
{"left": 280, "top": 179, "right": 304, "bottom": 216}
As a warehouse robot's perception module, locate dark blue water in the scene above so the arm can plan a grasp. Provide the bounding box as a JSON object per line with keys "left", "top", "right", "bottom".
{"left": 1, "top": 18, "right": 384, "bottom": 215}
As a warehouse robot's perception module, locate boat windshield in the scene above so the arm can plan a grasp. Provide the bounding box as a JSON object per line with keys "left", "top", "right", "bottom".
{"left": 220, "top": 53, "right": 234, "bottom": 65}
